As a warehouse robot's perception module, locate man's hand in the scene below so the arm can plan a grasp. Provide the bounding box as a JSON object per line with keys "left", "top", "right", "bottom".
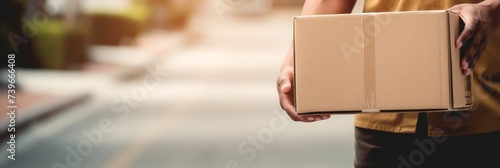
{"left": 277, "top": 67, "right": 330, "bottom": 122}
{"left": 449, "top": 1, "right": 500, "bottom": 75}
{"left": 276, "top": 0, "right": 357, "bottom": 122}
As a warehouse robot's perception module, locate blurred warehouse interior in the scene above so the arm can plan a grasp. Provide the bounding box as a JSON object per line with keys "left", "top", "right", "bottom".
{"left": 0, "top": 0, "right": 356, "bottom": 167}
{"left": 2, "top": 0, "right": 301, "bottom": 67}
{"left": 0, "top": 0, "right": 299, "bottom": 122}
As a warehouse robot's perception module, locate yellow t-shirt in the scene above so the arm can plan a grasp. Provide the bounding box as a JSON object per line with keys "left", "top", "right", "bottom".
{"left": 355, "top": 0, "right": 500, "bottom": 136}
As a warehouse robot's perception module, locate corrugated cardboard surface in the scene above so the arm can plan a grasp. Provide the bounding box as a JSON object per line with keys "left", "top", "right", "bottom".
{"left": 294, "top": 10, "right": 472, "bottom": 114}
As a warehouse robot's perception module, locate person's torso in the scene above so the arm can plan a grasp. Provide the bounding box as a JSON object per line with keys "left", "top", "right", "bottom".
{"left": 355, "top": 0, "right": 500, "bottom": 136}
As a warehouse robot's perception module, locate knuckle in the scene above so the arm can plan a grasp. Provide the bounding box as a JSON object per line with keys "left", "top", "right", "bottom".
{"left": 276, "top": 78, "right": 285, "bottom": 89}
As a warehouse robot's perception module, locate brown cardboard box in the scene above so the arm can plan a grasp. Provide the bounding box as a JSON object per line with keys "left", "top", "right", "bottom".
{"left": 294, "top": 10, "right": 472, "bottom": 114}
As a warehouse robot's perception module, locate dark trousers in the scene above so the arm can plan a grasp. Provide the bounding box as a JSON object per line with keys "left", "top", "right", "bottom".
{"left": 355, "top": 113, "right": 500, "bottom": 168}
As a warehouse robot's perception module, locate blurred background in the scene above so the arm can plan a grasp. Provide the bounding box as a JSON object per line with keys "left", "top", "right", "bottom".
{"left": 0, "top": 0, "right": 358, "bottom": 167}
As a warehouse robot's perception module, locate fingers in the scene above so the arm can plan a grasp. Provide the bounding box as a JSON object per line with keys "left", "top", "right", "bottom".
{"left": 279, "top": 93, "right": 327, "bottom": 122}
{"left": 460, "top": 21, "right": 487, "bottom": 75}
{"left": 455, "top": 21, "right": 475, "bottom": 48}
{"left": 451, "top": 4, "right": 489, "bottom": 76}
{"left": 304, "top": 115, "right": 331, "bottom": 122}
{"left": 449, "top": 4, "right": 466, "bottom": 47}
{"left": 469, "top": 37, "right": 487, "bottom": 67}
{"left": 277, "top": 67, "right": 330, "bottom": 122}
{"left": 277, "top": 67, "right": 294, "bottom": 93}
{"left": 463, "top": 36, "right": 487, "bottom": 75}
{"left": 454, "top": 9, "right": 476, "bottom": 75}
{"left": 278, "top": 78, "right": 291, "bottom": 93}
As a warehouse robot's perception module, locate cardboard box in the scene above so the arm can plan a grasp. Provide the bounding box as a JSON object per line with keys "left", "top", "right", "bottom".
{"left": 294, "top": 10, "right": 472, "bottom": 114}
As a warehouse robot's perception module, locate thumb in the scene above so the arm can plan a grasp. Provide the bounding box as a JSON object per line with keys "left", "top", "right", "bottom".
{"left": 279, "top": 78, "right": 291, "bottom": 93}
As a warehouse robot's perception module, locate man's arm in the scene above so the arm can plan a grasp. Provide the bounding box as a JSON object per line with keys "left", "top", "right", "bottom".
{"left": 277, "top": 0, "right": 357, "bottom": 122}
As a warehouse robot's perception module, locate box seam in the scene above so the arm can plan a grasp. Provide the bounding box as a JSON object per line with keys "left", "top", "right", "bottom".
{"left": 293, "top": 17, "right": 298, "bottom": 113}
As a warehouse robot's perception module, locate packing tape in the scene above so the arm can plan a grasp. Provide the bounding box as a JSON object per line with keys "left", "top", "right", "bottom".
{"left": 362, "top": 14, "right": 379, "bottom": 113}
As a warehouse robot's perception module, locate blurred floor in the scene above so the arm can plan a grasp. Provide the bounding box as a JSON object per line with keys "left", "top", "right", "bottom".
{"left": 1, "top": 8, "right": 355, "bottom": 168}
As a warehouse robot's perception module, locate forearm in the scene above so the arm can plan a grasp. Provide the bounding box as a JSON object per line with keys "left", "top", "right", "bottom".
{"left": 281, "top": 0, "right": 357, "bottom": 71}
{"left": 301, "top": 0, "right": 357, "bottom": 15}
{"left": 479, "top": 0, "right": 500, "bottom": 30}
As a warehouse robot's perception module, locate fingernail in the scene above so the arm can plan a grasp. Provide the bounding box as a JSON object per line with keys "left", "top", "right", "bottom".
{"left": 315, "top": 118, "right": 321, "bottom": 121}
{"left": 307, "top": 117, "right": 314, "bottom": 121}
{"left": 462, "top": 61, "right": 469, "bottom": 69}
{"left": 457, "top": 41, "right": 463, "bottom": 48}
{"left": 321, "top": 115, "right": 330, "bottom": 120}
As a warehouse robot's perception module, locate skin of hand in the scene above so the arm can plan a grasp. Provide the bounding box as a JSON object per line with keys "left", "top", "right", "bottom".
{"left": 277, "top": 0, "right": 357, "bottom": 122}
{"left": 449, "top": 0, "right": 500, "bottom": 75}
